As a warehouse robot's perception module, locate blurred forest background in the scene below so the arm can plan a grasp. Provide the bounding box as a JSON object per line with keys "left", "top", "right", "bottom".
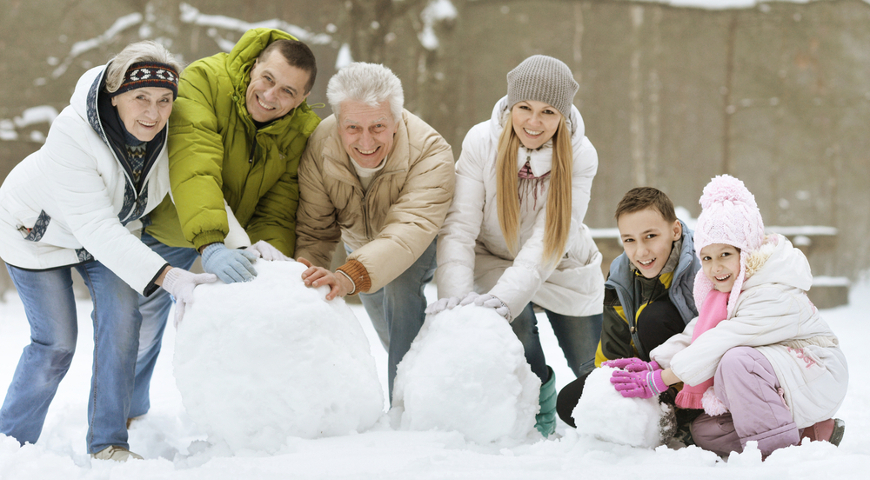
{"left": 1, "top": 0, "right": 868, "bottom": 301}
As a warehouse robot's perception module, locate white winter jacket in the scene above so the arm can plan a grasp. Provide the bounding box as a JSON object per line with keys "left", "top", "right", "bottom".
{"left": 435, "top": 97, "right": 604, "bottom": 318}
{"left": 650, "top": 235, "right": 848, "bottom": 427}
{"left": 0, "top": 65, "right": 172, "bottom": 295}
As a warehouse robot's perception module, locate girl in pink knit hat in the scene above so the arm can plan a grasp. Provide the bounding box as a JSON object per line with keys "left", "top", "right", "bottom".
{"left": 607, "top": 174, "right": 848, "bottom": 457}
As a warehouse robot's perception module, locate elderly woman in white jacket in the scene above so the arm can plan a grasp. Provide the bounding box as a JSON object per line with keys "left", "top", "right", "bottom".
{"left": 430, "top": 55, "right": 604, "bottom": 437}
{"left": 0, "top": 42, "right": 215, "bottom": 462}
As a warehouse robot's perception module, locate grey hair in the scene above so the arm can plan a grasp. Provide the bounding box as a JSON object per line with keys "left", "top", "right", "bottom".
{"left": 105, "top": 40, "right": 183, "bottom": 93}
{"left": 327, "top": 62, "right": 404, "bottom": 123}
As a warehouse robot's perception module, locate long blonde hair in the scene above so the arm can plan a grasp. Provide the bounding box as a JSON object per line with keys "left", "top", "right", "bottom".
{"left": 495, "top": 112, "right": 573, "bottom": 265}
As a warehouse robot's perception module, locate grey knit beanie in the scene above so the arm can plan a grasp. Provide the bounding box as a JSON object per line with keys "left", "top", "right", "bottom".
{"left": 506, "top": 55, "right": 578, "bottom": 117}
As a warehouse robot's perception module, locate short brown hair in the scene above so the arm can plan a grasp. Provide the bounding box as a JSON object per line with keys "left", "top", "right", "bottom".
{"left": 615, "top": 187, "right": 677, "bottom": 223}
{"left": 259, "top": 39, "right": 317, "bottom": 94}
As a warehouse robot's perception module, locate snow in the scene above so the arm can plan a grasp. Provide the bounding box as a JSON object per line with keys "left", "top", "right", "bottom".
{"left": 390, "top": 304, "right": 539, "bottom": 445}
{"left": 178, "top": 3, "right": 331, "bottom": 48}
{"left": 173, "top": 261, "right": 383, "bottom": 454}
{"left": 812, "top": 276, "right": 850, "bottom": 287}
{"left": 0, "top": 120, "right": 17, "bottom": 141}
{"left": 418, "top": 0, "right": 457, "bottom": 50}
{"left": 13, "top": 106, "right": 58, "bottom": 128}
{"left": 51, "top": 13, "right": 143, "bottom": 79}
{"left": 572, "top": 366, "right": 672, "bottom": 448}
{"left": 335, "top": 43, "right": 354, "bottom": 70}
{"left": 0, "top": 276, "right": 868, "bottom": 478}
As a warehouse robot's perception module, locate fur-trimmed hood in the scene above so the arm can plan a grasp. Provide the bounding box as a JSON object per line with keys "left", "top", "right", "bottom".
{"left": 742, "top": 233, "right": 813, "bottom": 293}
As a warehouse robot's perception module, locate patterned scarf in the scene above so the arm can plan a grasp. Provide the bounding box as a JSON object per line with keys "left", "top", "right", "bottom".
{"left": 517, "top": 159, "right": 550, "bottom": 210}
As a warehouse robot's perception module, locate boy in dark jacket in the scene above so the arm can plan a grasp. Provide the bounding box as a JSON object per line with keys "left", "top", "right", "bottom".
{"left": 556, "top": 187, "right": 701, "bottom": 427}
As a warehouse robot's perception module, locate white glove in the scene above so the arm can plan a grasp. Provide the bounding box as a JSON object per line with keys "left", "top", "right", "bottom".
{"left": 459, "top": 292, "right": 511, "bottom": 321}
{"left": 161, "top": 268, "right": 219, "bottom": 327}
{"left": 424, "top": 296, "right": 462, "bottom": 316}
{"left": 247, "top": 240, "right": 291, "bottom": 261}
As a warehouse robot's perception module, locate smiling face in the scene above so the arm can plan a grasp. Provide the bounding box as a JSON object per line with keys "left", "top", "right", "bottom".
{"left": 111, "top": 87, "right": 174, "bottom": 142}
{"left": 700, "top": 243, "right": 742, "bottom": 293}
{"left": 246, "top": 50, "right": 311, "bottom": 123}
{"left": 617, "top": 207, "right": 682, "bottom": 278}
{"left": 510, "top": 100, "right": 561, "bottom": 150}
{"left": 337, "top": 100, "right": 398, "bottom": 168}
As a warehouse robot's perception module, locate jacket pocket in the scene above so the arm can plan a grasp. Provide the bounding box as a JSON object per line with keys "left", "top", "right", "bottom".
{"left": 19, "top": 210, "right": 51, "bottom": 242}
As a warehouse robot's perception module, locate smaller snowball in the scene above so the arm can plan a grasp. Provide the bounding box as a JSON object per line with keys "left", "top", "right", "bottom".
{"left": 391, "top": 305, "right": 540, "bottom": 445}
{"left": 572, "top": 366, "right": 673, "bottom": 448}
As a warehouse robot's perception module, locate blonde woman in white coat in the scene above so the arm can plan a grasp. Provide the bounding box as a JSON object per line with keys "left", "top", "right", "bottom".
{"left": 610, "top": 175, "right": 848, "bottom": 457}
{"left": 0, "top": 42, "right": 215, "bottom": 461}
{"left": 429, "top": 56, "right": 604, "bottom": 437}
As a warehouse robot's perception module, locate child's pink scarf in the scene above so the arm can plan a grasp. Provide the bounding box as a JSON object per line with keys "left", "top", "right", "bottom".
{"left": 675, "top": 289, "right": 729, "bottom": 409}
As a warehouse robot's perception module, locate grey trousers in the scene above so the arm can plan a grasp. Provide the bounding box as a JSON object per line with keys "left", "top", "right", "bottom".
{"left": 690, "top": 346, "right": 800, "bottom": 457}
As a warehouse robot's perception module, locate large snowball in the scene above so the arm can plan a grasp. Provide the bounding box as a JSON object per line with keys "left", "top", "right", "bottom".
{"left": 173, "top": 260, "right": 384, "bottom": 453}
{"left": 572, "top": 366, "right": 673, "bottom": 448}
{"left": 390, "top": 305, "right": 540, "bottom": 445}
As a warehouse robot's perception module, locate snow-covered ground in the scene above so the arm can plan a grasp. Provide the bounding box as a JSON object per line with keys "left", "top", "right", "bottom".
{"left": 0, "top": 278, "right": 867, "bottom": 479}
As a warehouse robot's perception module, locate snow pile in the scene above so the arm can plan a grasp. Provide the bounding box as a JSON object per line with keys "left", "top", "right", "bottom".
{"left": 390, "top": 305, "right": 540, "bottom": 445}
{"left": 173, "top": 260, "right": 384, "bottom": 453}
{"left": 572, "top": 366, "right": 673, "bottom": 448}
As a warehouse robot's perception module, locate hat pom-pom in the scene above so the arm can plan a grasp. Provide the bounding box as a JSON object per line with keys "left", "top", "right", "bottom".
{"left": 699, "top": 174, "right": 757, "bottom": 210}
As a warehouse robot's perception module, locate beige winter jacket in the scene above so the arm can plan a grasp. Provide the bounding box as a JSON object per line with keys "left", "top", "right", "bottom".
{"left": 295, "top": 110, "right": 455, "bottom": 293}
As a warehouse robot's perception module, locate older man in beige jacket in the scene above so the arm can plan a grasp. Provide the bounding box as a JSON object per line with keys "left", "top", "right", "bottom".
{"left": 295, "top": 62, "right": 455, "bottom": 399}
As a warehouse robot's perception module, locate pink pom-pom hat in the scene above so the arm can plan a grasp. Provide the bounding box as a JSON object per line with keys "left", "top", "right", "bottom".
{"left": 693, "top": 175, "right": 765, "bottom": 317}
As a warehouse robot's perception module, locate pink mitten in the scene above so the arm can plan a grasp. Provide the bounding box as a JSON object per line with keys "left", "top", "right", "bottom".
{"left": 610, "top": 370, "right": 668, "bottom": 399}
{"left": 602, "top": 357, "right": 661, "bottom": 373}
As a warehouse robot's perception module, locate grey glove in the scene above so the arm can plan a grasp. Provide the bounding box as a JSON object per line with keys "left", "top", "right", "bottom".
{"left": 247, "top": 240, "right": 291, "bottom": 261}
{"left": 459, "top": 292, "right": 511, "bottom": 321}
{"left": 424, "top": 296, "right": 462, "bottom": 316}
{"left": 201, "top": 242, "right": 258, "bottom": 283}
{"left": 161, "top": 268, "right": 218, "bottom": 327}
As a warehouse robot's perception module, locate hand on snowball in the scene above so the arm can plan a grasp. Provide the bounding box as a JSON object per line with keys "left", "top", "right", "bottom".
{"left": 161, "top": 268, "right": 218, "bottom": 327}
{"left": 201, "top": 242, "right": 259, "bottom": 283}
{"left": 424, "top": 296, "right": 462, "bottom": 316}
{"left": 459, "top": 292, "right": 511, "bottom": 321}
{"left": 603, "top": 357, "right": 661, "bottom": 373}
{"left": 610, "top": 369, "right": 669, "bottom": 399}
{"left": 298, "top": 257, "right": 352, "bottom": 300}
{"left": 246, "top": 240, "right": 292, "bottom": 262}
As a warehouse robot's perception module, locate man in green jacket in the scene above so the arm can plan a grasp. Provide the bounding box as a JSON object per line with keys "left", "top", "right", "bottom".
{"left": 129, "top": 28, "right": 321, "bottom": 421}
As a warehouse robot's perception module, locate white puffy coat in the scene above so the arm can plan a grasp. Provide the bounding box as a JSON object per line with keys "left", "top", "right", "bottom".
{"left": 651, "top": 235, "right": 848, "bottom": 428}
{"left": 0, "top": 65, "right": 171, "bottom": 294}
{"left": 435, "top": 97, "right": 604, "bottom": 318}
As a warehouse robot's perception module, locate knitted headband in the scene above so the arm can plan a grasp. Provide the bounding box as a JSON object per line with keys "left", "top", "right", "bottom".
{"left": 506, "top": 55, "right": 578, "bottom": 117}
{"left": 692, "top": 175, "right": 765, "bottom": 317}
{"left": 110, "top": 62, "right": 179, "bottom": 99}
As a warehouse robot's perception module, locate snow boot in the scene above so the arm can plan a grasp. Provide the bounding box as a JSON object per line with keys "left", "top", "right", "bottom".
{"left": 91, "top": 445, "right": 144, "bottom": 462}
{"left": 800, "top": 418, "right": 845, "bottom": 446}
{"left": 535, "top": 366, "right": 556, "bottom": 438}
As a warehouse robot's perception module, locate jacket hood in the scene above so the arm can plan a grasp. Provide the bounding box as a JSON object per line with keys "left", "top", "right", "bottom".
{"left": 743, "top": 234, "right": 813, "bottom": 292}
{"left": 70, "top": 65, "right": 108, "bottom": 139}
{"left": 224, "top": 28, "right": 315, "bottom": 129}
{"left": 226, "top": 28, "right": 294, "bottom": 103}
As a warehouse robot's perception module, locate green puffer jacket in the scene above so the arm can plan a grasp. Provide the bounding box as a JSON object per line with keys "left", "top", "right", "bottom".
{"left": 145, "top": 28, "right": 321, "bottom": 255}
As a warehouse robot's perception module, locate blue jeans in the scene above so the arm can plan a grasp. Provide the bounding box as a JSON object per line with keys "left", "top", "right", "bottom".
{"left": 511, "top": 305, "right": 603, "bottom": 383}
{"left": 354, "top": 239, "right": 437, "bottom": 401}
{"left": 0, "top": 261, "right": 142, "bottom": 454}
{"left": 130, "top": 232, "right": 198, "bottom": 418}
